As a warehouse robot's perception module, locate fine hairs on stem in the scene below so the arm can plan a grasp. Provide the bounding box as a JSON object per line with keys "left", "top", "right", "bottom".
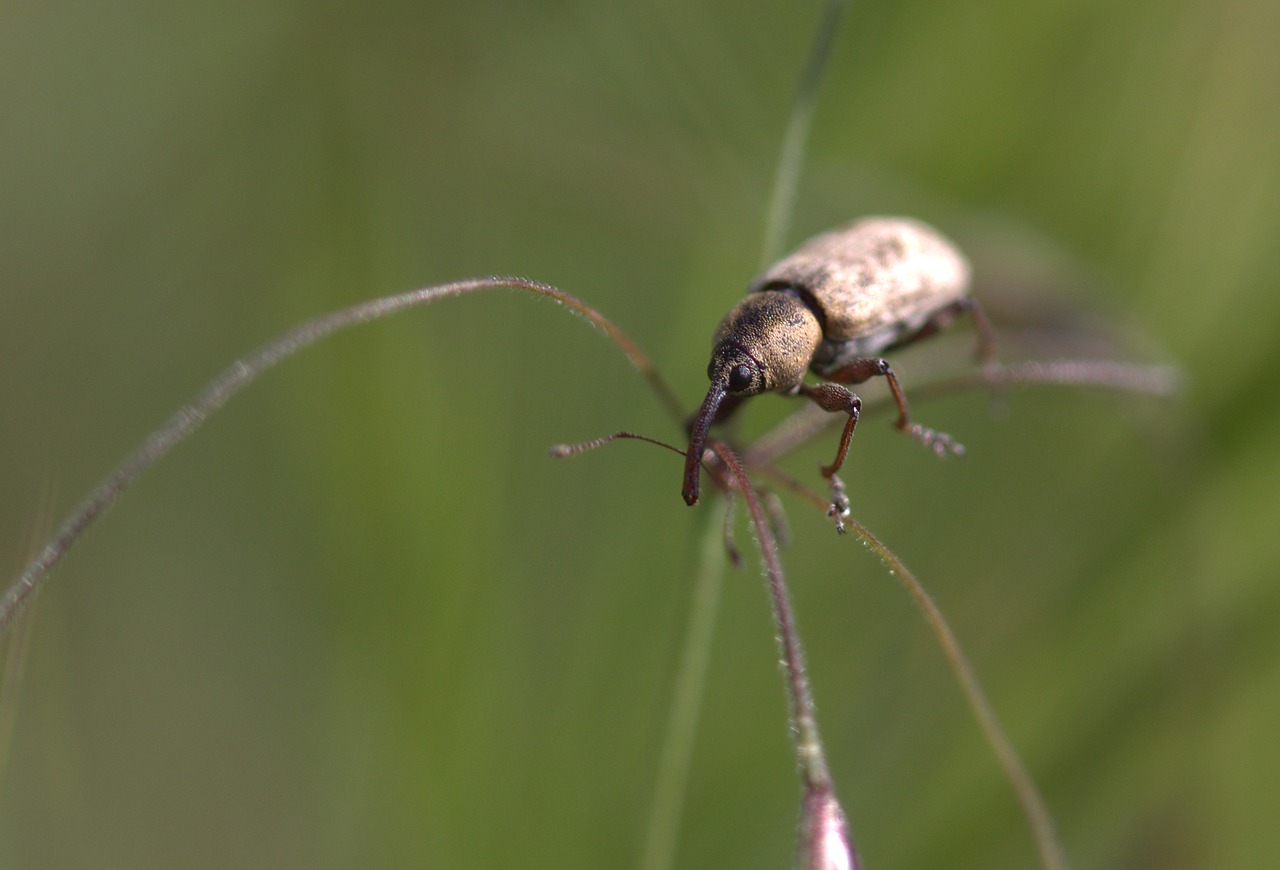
{"left": 710, "top": 442, "right": 856, "bottom": 870}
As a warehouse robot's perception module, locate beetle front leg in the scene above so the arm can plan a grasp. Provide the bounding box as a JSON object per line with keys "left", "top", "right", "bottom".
{"left": 819, "top": 357, "right": 964, "bottom": 458}
{"left": 798, "top": 383, "right": 862, "bottom": 476}
{"left": 796, "top": 382, "right": 861, "bottom": 532}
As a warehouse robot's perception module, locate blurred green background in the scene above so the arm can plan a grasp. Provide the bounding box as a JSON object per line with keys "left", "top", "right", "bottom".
{"left": 1, "top": 0, "right": 1277, "bottom": 867}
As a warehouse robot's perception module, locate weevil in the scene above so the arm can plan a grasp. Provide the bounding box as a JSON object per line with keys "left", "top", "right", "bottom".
{"left": 682, "top": 216, "right": 996, "bottom": 514}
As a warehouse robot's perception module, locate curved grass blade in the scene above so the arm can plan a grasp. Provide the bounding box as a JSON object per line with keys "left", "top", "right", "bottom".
{"left": 0, "top": 277, "right": 678, "bottom": 639}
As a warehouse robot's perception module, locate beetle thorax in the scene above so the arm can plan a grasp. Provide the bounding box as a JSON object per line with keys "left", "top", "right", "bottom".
{"left": 709, "top": 291, "right": 822, "bottom": 395}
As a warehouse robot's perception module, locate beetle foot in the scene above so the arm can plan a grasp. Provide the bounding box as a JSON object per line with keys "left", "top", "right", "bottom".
{"left": 826, "top": 474, "right": 850, "bottom": 534}
{"left": 907, "top": 423, "right": 965, "bottom": 458}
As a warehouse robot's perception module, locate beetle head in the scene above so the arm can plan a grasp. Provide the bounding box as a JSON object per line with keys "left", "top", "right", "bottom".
{"left": 682, "top": 292, "right": 821, "bottom": 505}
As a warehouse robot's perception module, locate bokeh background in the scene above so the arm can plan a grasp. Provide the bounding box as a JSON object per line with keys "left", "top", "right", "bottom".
{"left": 1, "top": 0, "right": 1277, "bottom": 867}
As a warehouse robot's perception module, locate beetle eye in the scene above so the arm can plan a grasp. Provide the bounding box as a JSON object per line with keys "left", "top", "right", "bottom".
{"left": 728, "top": 363, "right": 755, "bottom": 393}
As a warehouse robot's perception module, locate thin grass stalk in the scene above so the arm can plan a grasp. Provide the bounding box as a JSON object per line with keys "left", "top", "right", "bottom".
{"left": 635, "top": 3, "right": 856, "bottom": 862}
{"left": 0, "top": 277, "right": 678, "bottom": 639}
{"left": 754, "top": 463, "right": 1069, "bottom": 869}
{"left": 759, "top": 0, "right": 850, "bottom": 267}
{"left": 710, "top": 442, "right": 857, "bottom": 870}
{"left": 846, "top": 517, "right": 1069, "bottom": 870}
{"left": 745, "top": 358, "right": 1181, "bottom": 470}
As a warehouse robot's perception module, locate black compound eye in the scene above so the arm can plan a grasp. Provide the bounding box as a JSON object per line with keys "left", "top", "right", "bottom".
{"left": 728, "top": 363, "right": 755, "bottom": 393}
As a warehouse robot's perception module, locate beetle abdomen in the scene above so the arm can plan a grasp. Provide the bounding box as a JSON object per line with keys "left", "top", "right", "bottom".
{"left": 750, "top": 217, "right": 970, "bottom": 363}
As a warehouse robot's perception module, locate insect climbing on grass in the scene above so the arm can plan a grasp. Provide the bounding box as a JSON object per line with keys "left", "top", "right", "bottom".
{"left": 682, "top": 216, "right": 998, "bottom": 525}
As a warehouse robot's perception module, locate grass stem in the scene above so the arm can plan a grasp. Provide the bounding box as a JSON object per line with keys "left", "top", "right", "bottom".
{"left": 0, "top": 277, "right": 677, "bottom": 639}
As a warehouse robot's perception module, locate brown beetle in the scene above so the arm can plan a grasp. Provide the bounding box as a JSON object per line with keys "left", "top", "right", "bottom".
{"left": 682, "top": 216, "right": 995, "bottom": 510}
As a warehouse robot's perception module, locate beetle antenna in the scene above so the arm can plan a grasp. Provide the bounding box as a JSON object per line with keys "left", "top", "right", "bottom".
{"left": 548, "top": 431, "right": 685, "bottom": 459}
{"left": 682, "top": 383, "right": 727, "bottom": 506}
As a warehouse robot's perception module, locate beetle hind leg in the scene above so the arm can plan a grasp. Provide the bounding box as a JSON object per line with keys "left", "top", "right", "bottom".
{"left": 887, "top": 297, "right": 999, "bottom": 368}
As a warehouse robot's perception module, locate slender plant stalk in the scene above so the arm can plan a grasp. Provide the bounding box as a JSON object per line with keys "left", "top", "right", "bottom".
{"left": 756, "top": 464, "right": 1069, "bottom": 869}
{"left": 552, "top": 429, "right": 855, "bottom": 865}
{"left": 639, "top": 503, "right": 729, "bottom": 870}
{"left": 745, "top": 358, "right": 1181, "bottom": 470}
{"left": 847, "top": 517, "right": 1069, "bottom": 870}
{"left": 711, "top": 445, "right": 824, "bottom": 784}
{"left": 760, "top": 0, "right": 850, "bottom": 267}
{"left": 633, "top": 3, "right": 858, "bottom": 865}
{"left": 0, "top": 277, "right": 679, "bottom": 639}
{"left": 918, "top": 358, "right": 1180, "bottom": 400}
{"left": 711, "top": 442, "right": 857, "bottom": 870}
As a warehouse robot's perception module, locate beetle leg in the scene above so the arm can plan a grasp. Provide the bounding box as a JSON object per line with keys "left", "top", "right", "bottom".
{"left": 897, "top": 298, "right": 1004, "bottom": 407}
{"left": 963, "top": 298, "right": 999, "bottom": 368}
{"left": 796, "top": 383, "right": 860, "bottom": 531}
{"left": 797, "top": 383, "right": 862, "bottom": 475}
{"left": 819, "top": 357, "right": 965, "bottom": 458}
{"left": 886, "top": 297, "right": 999, "bottom": 367}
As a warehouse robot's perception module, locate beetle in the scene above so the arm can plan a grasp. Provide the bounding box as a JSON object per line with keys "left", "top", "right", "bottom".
{"left": 682, "top": 216, "right": 996, "bottom": 513}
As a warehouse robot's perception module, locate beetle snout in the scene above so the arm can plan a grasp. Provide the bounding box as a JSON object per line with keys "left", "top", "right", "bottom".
{"left": 683, "top": 381, "right": 728, "bottom": 506}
